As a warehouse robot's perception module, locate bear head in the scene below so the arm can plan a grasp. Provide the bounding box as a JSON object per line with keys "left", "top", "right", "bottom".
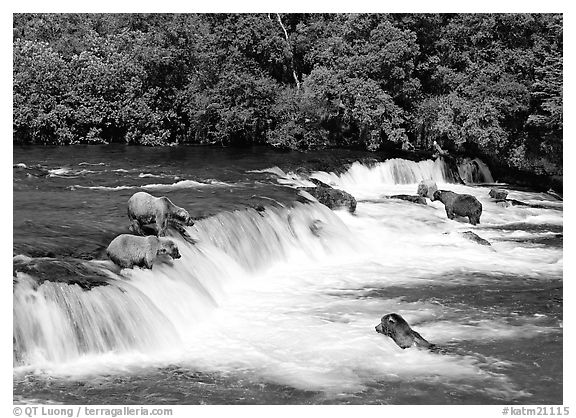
{"left": 174, "top": 208, "right": 195, "bottom": 226}
{"left": 375, "top": 313, "right": 417, "bottom": 349}
{"left": 158, "top": 238, "right": 181, "bottom": 259}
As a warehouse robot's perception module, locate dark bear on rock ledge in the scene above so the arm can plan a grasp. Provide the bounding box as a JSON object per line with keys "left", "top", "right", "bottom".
{"left": 301, "top": 178, "right": 357, "bottom": 213}
{"left": 432, "top": 190, "right": 482, "bottom": 225}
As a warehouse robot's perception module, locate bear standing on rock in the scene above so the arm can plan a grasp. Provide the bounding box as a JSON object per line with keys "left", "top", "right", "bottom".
{"left": 106, "top": 234, "right": 181, "bottom": 269}
{"left": 128, "top": 191, "right": 195, "bottom": 237}
{"left": 432, "top": 190, "right": 482, "bottom": 225}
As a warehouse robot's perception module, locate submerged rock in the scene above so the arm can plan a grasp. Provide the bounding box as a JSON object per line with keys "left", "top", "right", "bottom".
{"left": 309, "top": 219, "right": 324, "bottom": 237}
{"left": 506, "top": 198, "right": 531, "bottom": 207}
{"left": 388, "top": 194, "right": 427, "bottom": 205}
{"left": 417, "top": 179, "right": 438, "bottom": 199}
{"left": 461, "top": 231, "right": 491, "bottom": 246}
{"left": 496, "top": 200, "right": 512, "bottom": 208}
{"left": 496, "top": 198, "right": 551, "bottom": 209}
{"left": 489, "top": 188, "right": 508, "bottom": 200}
{"left": 13, "top": 164, "right": 51, "bottom": 178}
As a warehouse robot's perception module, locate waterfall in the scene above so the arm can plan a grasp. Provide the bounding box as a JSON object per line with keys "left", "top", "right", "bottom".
{"left": 312, "top": 158, "right": 453, "bottom": 188}
{"left": 13, "top": 274, "right": 181, "bottom": 366}
{"left": 13, "top": 202, "right": 355, "bottom": 367}
{"left": 300, "top": 158, "right": 465, "bottom": 194}
{"left": 458, "top": 157, "right": 494, "bottom": 184}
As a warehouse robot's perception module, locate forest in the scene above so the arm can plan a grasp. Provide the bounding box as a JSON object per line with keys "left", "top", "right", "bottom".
{"left": 13, "top": 13, "right": 562, "bottom": 177}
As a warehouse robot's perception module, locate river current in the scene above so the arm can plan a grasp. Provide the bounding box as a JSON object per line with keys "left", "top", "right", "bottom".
{"left": 13, "top": 145, "right": 563, "bottom": 404}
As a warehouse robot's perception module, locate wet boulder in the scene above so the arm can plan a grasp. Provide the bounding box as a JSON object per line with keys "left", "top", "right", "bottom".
{"left": 417, "top": 180, "right": 438, "bottom": 199}
{"left": 13, "top": 256, "right": 111, "bottom": 290}
{"left": 489, "top": 188, "right": 508, "bottom": 200}
{"left": 301, "top": 179, "right": 357, "bottom": 213}
{"left": 388, "top": 195, "right": 427, "bottom": 205}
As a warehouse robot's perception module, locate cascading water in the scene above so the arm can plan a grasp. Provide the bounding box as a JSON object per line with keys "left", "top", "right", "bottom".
{"left": 274, "top": 157, "right": 465, "bottom": 203}
{"left": 311, "top": 158, "right": 453, "bottom": 188}
{"left": 13, "top": 202, "right": 355, "bottom": 368}
{"left": 458, "top": 157, "right": 495, "bottom": 184}
{"left": 13, "top": 149, "right": 562, "bottom": 404}
{"left": 13, "top": 273, "right": 181, "bottom": 365}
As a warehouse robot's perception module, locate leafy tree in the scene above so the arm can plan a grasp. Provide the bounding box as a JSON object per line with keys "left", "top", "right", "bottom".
{"left": 13, "top": 39, "right": 74, "bottom": 144}
{"left": 12, "top": 13, "right": 563, "bottom": 176}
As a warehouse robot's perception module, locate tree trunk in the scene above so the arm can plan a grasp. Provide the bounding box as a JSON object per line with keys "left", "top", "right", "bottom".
{"left": 275, "top": 13, "right": 300, "bottom": 91}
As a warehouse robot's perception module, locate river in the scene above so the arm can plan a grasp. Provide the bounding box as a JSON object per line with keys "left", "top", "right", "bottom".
{"left": 13, "top": 145, "right": 563, "bottom": 404}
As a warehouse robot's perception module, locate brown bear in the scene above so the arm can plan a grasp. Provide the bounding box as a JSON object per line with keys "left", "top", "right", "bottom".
{"left": 375, "top": 313, "right": 434, "bottom": 349}
{"left": 489, "top": 188, "right": 508, "bottom": 200}
{"left": 432, "top": 190, "right": 482, "bottom": 225}
{"left": 106, "top": 234, "right": 181, "bottom": 269}
{"left": 417, "top": 179, "right": 438, "bottom": 200}
{"left": 128, "top": 191, "right": 194, "bottom": 237}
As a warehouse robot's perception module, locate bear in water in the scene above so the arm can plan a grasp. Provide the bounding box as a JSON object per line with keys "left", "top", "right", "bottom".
{"left": 432, "top": 190, "right": 482, "bottom": 225}
{"left": 489, "top": 188, "right": 508, "bottom": 200}
{"left": 128, "top": 191, "right": 195, "bottom": 237}
{"left": 106, "top": 234, "right": 181, "bottom": 269}
{"left": 417, "top": 179, "right": 438, "bottom": 200}
{"left": 375, "top": 313, "right": 434, "bottom": 349}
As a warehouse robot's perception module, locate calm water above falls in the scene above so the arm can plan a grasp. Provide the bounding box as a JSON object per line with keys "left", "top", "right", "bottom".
{"left": 13, "top": 145, "right": 562, "bottom": 404}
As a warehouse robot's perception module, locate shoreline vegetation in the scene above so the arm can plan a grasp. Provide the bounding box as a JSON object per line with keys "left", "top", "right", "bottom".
{"left": 13, "top": 14, "right": 562, "bottom": 185}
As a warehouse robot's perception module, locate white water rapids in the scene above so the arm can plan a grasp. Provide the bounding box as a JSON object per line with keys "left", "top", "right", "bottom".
{"left": 13, "top": 158, "right": 562, "bottom": 401}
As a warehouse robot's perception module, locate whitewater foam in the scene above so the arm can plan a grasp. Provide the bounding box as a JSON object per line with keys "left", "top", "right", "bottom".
{"left": 68, "top": 179, "right": 234, "bottom": 191}
{"left": 13, "top": 157, "right": 562, "bottom": 399}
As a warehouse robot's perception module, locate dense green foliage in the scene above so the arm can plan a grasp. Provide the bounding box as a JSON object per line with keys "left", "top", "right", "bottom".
{"left": 13, "top": 13, "right": 562, "bottom": 175}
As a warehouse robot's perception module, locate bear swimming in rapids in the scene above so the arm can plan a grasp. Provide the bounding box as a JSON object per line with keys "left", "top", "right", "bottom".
{"left": 128, "top": 191, "right": 195, "bottom": 237}
{"left": 375, "top": 313, "right": 434, "bottom": 350}
{"left": 106, "top": 234, "right": 181, "bottom": 269}
{"left": 432, "top": 190, "right": 482, "bottom": 225}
